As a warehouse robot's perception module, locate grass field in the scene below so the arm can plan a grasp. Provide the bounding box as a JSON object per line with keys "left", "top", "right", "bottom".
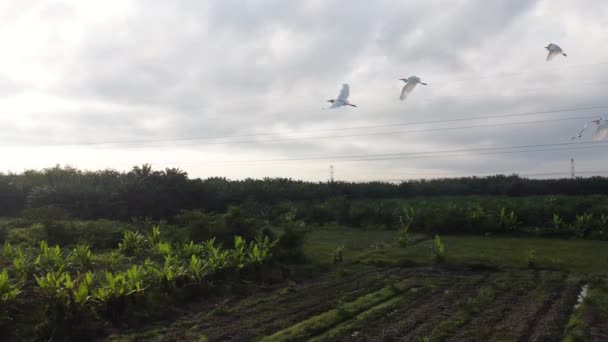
{"left": 109, "top": 226, "right": 608, "bottom": 341}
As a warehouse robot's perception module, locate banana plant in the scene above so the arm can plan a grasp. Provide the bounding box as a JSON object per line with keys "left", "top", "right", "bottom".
{"left": 35, "top": 240, "right": 65, "bottom": 273}
{"left": 147, "top": 226, "right": 162, "bottom": 247}
{"left": 573, "top": 213, "right": 593, "bottom": 238}
{"left": 71, "top": 271, "right": 94, "bottom": 305}
{"left": 248, "top": 236, "right": 274, "bottom": 264}
{"left": 0, "top": 269, "right": 21, "bottom": 301}
{"left": 2, "top": 242, "right": 14, "bottom": 260}
{"left": 118, "top": 231, "right": 147, "bottom": 256}
{"left": 12, "top": 247, "right": 32, "bottom": 282}
{"left": 182, "top": 241, "right": 205, "bottom": 257}
{"left": 232, "top": 236, "right": 248, "bottom": 269}
{"left": 433, "top": 234, "right": 446, "bottom": 263}
{"left": 187, "top": 254, "right": 208, "bottom": 282}
{"left": 69, "top": 244, "right": 92, "bottom": 270}
{"left": 153, "top": 241, "right": 172, "bottom": 257}
{"left": 499, "top": 208, "right": 518, "bottom": 232}
{"left": 205, "top": 239, "right": 229, "bottom": 271}
{"left": 396, "top": 207, "right": 415, "bottom": 247}
{"left": 34, "top": 271, "right": 72, "bottom": 304}
{"left": 552, "top": 214, "right": 564, "bottom": 231}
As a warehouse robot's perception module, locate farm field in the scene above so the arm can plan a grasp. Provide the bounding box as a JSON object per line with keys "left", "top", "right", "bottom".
{"left": 109, "top": 228, "right": 608, "bottom": 342}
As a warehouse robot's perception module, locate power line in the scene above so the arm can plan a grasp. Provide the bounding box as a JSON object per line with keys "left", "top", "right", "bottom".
{"left": 371, "top": 169, "right": 608, "bottom": 182}
{"left": 145, "top": 140, "right": 608, "bottom": 168}
{"left": 170, "top": 141, "right": 608, "bottom": 165}
{"left": 16, "top": 111, "right": 602, "bottom": 148}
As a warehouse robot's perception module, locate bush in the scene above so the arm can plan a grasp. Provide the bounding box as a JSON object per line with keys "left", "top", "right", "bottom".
{"left": 21, "top": 206, "right": 70, "bottom": 225}
{"left": 6, "top": 224, "right": 46, "bottom": 246}
{"left": 175, "top": 209, "right": 220, "bottom": 243}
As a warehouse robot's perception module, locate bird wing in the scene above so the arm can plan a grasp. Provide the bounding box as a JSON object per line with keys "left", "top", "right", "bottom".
{"left": 571, "top": 123, "right": 588, "bottom": 140}
{"left": 546, "top": 50, "right": 558, "bottom": 61}
{"left": 337, "top": 84, "right": 349, "bottom": 102}
{"left": 400, "top": 83, "right": 417, "bottom": 100}
{"left": 594, "top": 125, "right": 608, "bottom": 142}
{"left": 400, "top": 85, "right": 408, "bottom": 100}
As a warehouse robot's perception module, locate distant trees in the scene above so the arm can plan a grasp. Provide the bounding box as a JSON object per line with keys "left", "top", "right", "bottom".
{"left": 1, "top": 165, "right": 608, "bottom": 220}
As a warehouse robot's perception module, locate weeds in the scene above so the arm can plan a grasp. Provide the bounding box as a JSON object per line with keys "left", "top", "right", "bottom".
{"left": 332, "top": 245, "right": 345, "bottom": 264}
{"left": 526, "top": 249, "right": 536, "bottom": 268}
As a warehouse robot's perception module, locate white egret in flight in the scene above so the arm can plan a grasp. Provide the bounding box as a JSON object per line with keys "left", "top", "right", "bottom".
{"left": 593, "top": 117, "right": 608, "bottom": 142}
{"left": 545, "top": 43, "right": 567, "bottom": 62}
{"left": 327, "top": 84, "right": 357, "bottom": 108}
{"left": 570, "top": 123, "right": 588, "bottom": 141}
{"left": 399, "top": 76, "right": 427, "bottom": 101}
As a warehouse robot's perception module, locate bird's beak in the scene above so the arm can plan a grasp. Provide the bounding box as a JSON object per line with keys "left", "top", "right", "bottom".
{"left": 421, "top": 82, "right": 428, "bottom": 86}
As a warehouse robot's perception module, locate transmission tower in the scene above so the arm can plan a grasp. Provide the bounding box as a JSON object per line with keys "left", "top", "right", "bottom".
{"left": 330, "top": 165, "right": 334, "bottom": 183}
{"left": 571, "top": 158, "right": 575, "bottom": 178}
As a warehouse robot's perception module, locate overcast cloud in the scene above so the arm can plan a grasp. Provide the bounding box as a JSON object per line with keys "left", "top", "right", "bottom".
{"left": 1, "top": 0, "right": 608, "bottom": 181}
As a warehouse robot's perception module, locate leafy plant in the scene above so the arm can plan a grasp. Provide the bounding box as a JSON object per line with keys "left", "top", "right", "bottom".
{"left": 332, "top": 245, "right": 345, "bottom": 264}
{"left": 499, "top": 207, "right": 518, "bottom": 232}
{"left": 152, "top": 241, "right": 172, "bottom": 257}
{"left": 397, "top": 207, "right": 415, "bottom": 247}
{"left": 573, "top": 213, "right": 593, "bottom": 238}
{"left": 248, "top": 236, "right": 273, "bottom": 264}
{"left": 551, "top": 214, "right": 564, "bottom": 231}
{"left": 526, "top": 249, "right": 537, "bottom": 268}
{"left": 187, "top": 255, "right": 208, "bottom": 282}
{"left": 0, "top": 269, "right": 21, "bottom": 301}
{"left": 182, "top": 241, "right": 205, "bottom": 257}
{"left": 69, "top": 244, "right": 92, "bottom": 270}
{"left": 118, "top": 231, "right": 147, "bottom": 256}
{"left": 35, "top": 240, "right": 65, "bottom": 273}
{"left": 12, "top": 247, "right": 32, "bottom": 282}
{"left": 3, "top": 242, "right": 14, "bottom": 260}
{"left": 433, "top": 234, "right": 446, "bottom": 263}
{"left": 232, "top": 236, "right": 248, "bottom": 269}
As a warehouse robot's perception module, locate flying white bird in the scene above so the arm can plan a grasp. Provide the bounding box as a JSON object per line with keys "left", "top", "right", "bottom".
{"left": 399, "top": 76, "right": 427, "bottom": 101}
{"left": 593, "top": 117, "right": 608, "bottom": 142}
{"left": 570, "top": 123, "right": 588, "bottom": 141}
{"left": 327, "top": 84, "right": 357, "bottom": 108}
{"left": 545, "top": 43, "right": 567, "bottom": 62}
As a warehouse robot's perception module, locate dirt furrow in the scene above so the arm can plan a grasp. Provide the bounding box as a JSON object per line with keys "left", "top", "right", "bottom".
{"left": 364, "top": 274, "right": 489, "bottom": 341}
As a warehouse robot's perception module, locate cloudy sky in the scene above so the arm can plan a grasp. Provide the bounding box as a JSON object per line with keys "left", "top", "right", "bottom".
{"left": 1, "top": 0, "right": 608, "bottom": 181}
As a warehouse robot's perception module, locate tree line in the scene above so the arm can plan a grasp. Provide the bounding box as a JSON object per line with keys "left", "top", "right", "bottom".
{"left": 1, "top": 164, "right": 608, "bottom": 220}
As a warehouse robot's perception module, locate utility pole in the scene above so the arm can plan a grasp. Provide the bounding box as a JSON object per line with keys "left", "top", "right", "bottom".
{"left": 330, "top": 165, "right": 334, "bottom": 183}
{"left": 571, "top": 158, "right": 575, "bottom": 178}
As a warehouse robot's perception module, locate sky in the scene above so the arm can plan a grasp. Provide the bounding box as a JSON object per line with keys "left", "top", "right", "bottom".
{"left": 1, "top": 0, "right": 608, "bottom": 181}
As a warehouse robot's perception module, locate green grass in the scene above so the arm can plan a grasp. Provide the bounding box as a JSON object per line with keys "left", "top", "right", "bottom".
{"left": 304, "top": 227, "right": 608, "bottom": 275}
{"left": 302, "top": 225, "right": 423, "bottom": 265}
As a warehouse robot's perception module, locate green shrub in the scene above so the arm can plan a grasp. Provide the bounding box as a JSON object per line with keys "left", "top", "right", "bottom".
{"left": 6, "top": 223, "right": 46, "bottom": 246}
